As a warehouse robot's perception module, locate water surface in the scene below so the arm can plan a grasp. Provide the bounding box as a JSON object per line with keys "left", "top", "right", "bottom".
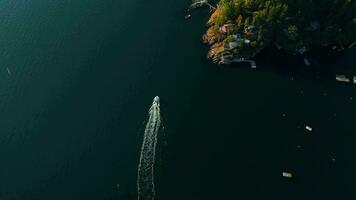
{"left": 0, "top": 0, "right": 355, "bottom": 200}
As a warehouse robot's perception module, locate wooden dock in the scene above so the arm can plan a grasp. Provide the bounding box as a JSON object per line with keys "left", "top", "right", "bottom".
{"left": 220, "top": 57, "right": 257, "bottom": 68}
{"left": 336, "top": 74, "right": 350, "bottom": 83}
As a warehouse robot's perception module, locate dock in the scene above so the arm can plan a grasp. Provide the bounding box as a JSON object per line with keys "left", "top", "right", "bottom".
{"left": 335, "top": 74, "right": 350, "bottom": 83}
{"left": 190, "top": 0, "right": 216, "bottom": 10}
{"left": 219, "top": 57, "right": 257, "bottom": 68}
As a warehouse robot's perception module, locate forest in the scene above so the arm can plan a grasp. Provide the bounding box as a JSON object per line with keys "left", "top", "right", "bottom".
{"left": 204, "top": 0, "right": 356, "bottom": 63}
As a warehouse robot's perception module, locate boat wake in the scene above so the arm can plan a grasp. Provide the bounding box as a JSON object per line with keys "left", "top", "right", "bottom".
{"left": 137, "top": 96, "right": 161, "bottom": 200}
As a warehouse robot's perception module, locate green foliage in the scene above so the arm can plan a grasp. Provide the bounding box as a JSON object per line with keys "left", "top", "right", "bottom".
{"left": 206, "top": 0, "right": 356, "bottom": 59}
{"left": 225, "top": 35, "right": 235, "bottom": 43}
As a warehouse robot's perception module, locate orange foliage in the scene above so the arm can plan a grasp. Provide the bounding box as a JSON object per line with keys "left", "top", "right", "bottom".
{"left": 236, "top": 15, "right": 243, "bottom": 26}
{"left": 208, "top": 7, "right": 222, "bottom": 25}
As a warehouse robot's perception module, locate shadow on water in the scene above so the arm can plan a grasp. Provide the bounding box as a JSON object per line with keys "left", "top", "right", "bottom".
{"left": 227, "top": 45, "right": 356, "bottom": 92}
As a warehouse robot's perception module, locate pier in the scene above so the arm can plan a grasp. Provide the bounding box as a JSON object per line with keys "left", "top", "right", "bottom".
{"left": 219, "top": 57, "right": 257, "bottom": 68}
{"left": 336, "top": 74, "right": 350, "bottom": 83}
{"left": 190, "top": 0, "right": 216, "bottom": 10}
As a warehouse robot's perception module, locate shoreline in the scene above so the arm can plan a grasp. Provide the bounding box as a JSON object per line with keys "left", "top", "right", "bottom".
{"left": 198, "top": 0, "right": 356, "bottom": 65}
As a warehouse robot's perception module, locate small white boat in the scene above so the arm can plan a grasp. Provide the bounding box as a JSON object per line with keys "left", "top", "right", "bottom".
{"left": 282, "top": 172, "right": 293, "bottom": 178}
{"left": 305, "top": 125, "right": 313, "bottom": 132}
{"left": 6, "top": 68, "right": 11, "bottom": 75}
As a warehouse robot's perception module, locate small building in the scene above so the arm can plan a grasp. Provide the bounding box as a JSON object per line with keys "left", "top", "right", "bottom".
{"left": 219, "top": 24, "right": 232, "bottom": 33}
{"left": 244, "top": 39, "right": 251, "bottom": 44}
{"left": 232, "top": 34, "right": 241, "bottom": 40}
{"left": 229, "top": 41, "right": 239, "bottom": 49}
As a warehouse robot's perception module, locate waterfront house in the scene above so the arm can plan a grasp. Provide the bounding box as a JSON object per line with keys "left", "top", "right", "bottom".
{"left": 220, "top": 24, "right": 232, "bottom": 33}
{"left": 232, "top": 34, "right": 241, "bottom": 40}
{"left": 229, "top": 41, "right": 239, "bottom": 49}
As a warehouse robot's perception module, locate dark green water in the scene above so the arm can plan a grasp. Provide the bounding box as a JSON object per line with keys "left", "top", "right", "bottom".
{"left": 0, "top": 0, "right": 355, "bottom": 199}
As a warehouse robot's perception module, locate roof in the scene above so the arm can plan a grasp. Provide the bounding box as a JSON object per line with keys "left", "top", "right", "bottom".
{"left": 220, "top": 24, "right": 233, "bottom": 33}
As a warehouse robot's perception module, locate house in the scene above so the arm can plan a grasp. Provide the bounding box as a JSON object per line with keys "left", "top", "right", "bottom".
{"left": 219, "top": 24, "right": 232, "bottom": 33}
{"left": 232, "top": 34, "right": 241, "bottom": 40}
{"left": 244, "top": 25, "right": 256, "bottom": 35}
{"left": 229, "top": 41, "right": 239, "bottom": 49}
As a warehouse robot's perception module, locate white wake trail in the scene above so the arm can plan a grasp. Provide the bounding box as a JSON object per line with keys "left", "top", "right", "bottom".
{"left": 137, "top": 96, "right": 161, "bottom": 200}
